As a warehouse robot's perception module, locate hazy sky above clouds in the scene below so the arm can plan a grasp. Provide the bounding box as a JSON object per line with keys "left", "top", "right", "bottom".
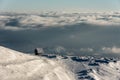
{"left": 0, "top": 0, "right": 120, "bottom": 55}
{"left": 0, "top": 0, "right": 120, "bottom": 12}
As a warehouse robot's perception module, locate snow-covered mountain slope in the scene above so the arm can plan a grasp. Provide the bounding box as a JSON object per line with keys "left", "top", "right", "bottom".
{"left": 89, "top": 61, "right": 120, "bottom": 80}
{"left": 56, "top": 56, "right": 120, "bottom": 80}
{"left": 0, "top": 46, "right": 75, "bottom": 80}
{"left": 0, "top": 46, "right": 120, "bottom": 80}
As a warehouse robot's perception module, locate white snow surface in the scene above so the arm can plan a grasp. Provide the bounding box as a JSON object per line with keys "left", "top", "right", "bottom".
{"left": 89, "top": 61, "right": 120, "bottom": 80}
{"left": 1, "top": 46, "right": 120, "bottom": 80}
{"left": 0, "top": 46, "right": 75, "bottom": 80}
{"left": 57, "top": 56, "right": 120, "bottom": 80}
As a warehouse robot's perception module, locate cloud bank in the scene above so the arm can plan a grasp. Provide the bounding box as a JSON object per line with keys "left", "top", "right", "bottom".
{"left": 102, "top": 46, "right": 120, "bottom": 54}
{"left": 0, "top": 12, "right": 120, "bottom": 31}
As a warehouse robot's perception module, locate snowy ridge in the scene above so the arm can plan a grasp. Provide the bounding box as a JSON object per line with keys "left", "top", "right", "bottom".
{"left": 0, "top": 46, "right": 75, "bottom": 80}
{"left": 0, "top": 46, "right": 120, "bottom": 80}
{"left": 89, "top": 61, "right": 120, "bottom": 80}
{"left": 57, "top": 56, "right": 120, "bottom": 80}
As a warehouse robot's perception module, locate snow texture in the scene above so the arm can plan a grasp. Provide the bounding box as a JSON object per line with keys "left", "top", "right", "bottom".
{"left": 0, "top": 46, "right": 120, "bottom": 80}
{"left": 0, "top": 46, "right": 75, "bottom": 80}
{"left": 58, "top": 56, "right": 120, "bottom": 80}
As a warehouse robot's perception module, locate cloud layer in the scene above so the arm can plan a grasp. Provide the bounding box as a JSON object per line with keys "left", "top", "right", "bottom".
{"left": 102, "top": 46, "right": 120, "bottom": 54}
{"left": 0, "top": 12, "right": 120, "bottom": 31}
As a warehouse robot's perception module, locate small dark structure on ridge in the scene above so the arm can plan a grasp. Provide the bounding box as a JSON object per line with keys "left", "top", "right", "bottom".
{"left": 34, "top": 46, "right": 66, "bottom": 56}
{"left": 34, "top": 48, "right": 44, "bottom": 55}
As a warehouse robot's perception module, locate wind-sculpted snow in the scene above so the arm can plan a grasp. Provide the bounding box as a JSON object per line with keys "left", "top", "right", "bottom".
{"left": 0, "top": 12, "right": 120, "bottom": 31}
{"left": 0, "top": 46, "right": 75, "bottom": 80}
{"left": 56, "top": 56, "right": 120, "bottom": 80}
{"left": 0, "top": 46, "right": 120, "bottom": 80}
{"left": 89, "top": 61, "right": 120, "bottom": 80}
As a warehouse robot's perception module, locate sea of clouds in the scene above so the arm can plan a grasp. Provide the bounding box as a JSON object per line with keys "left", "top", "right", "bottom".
{"left": 1, "top": 12, "right": 120, "bottom": 56}
{"left": 0, "top": 12, "right": 120, "bottom": 31}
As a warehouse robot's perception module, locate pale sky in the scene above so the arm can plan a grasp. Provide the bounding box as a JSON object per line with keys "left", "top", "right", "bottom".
{"left": 0, "top": 0, "right": 120, "bottom": 12}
